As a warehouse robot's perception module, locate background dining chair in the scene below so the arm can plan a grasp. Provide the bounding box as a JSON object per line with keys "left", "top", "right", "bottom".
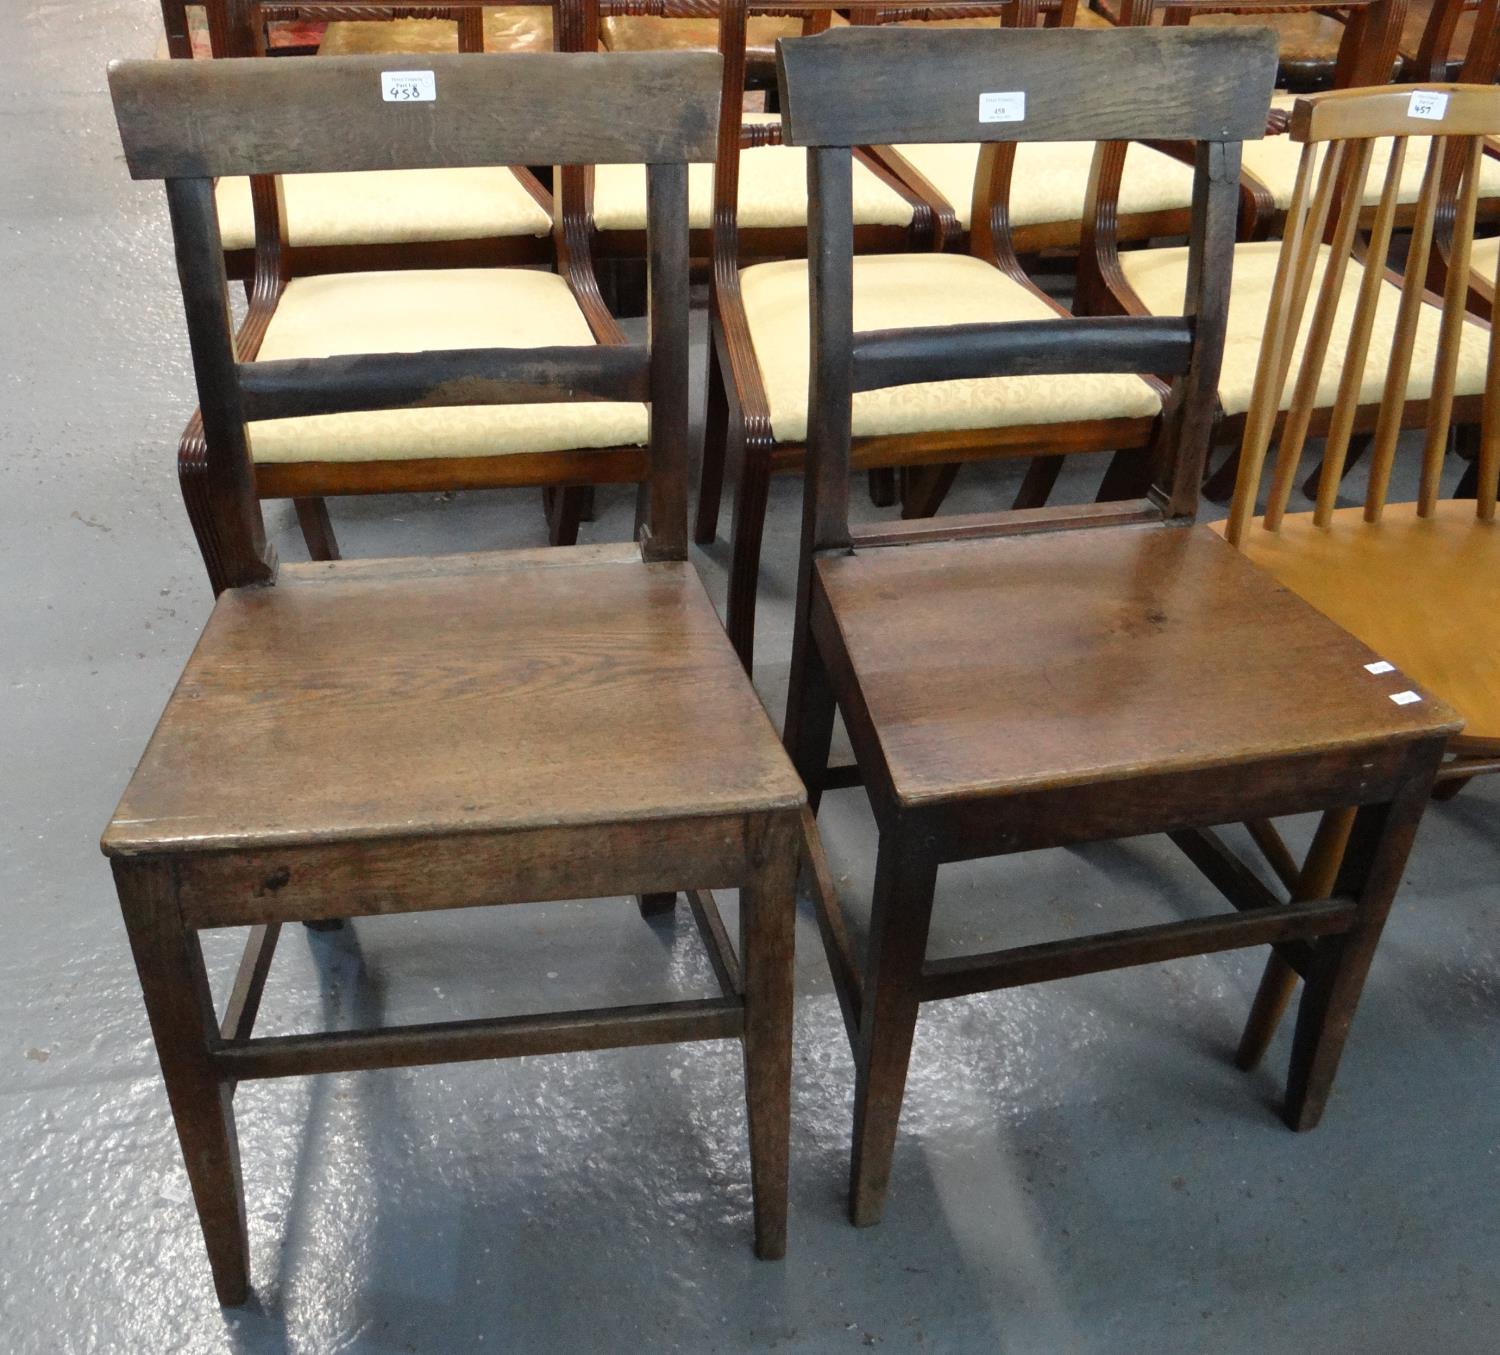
{"left": 1211, "top": 80, "right": 1500, "bottom": 1070}
{"left": 775, "top": 22, "right": 1459, "bottom": 1228}
{"left": 703, "top": 0, "right": 1182, "bottom": 671}
{"left": 104, "top": 47, "right": 804, "bottom": 1306}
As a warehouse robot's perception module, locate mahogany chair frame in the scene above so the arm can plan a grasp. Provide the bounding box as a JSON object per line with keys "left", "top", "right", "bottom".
{"left": 700, "top": 0, "right": 1186, "bottom": 670}
{"left": 1215, "top": 82, "right": 1500, "bottom": 1068}
{"left": 183, "top": 1, "right": 556, "bottom": 280}
{"left": 776, "top": 24, "right": 1457, "bottom": 1227}
{"left": 173, "top": 0, "right": 656, "bottom": 588}
{"left": 104, "top": 49, "right": 804, "bottom": 1305}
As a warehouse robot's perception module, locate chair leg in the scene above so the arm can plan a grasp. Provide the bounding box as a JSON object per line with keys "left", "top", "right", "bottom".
{"left": 867, "top": 468, "right": 898, "bottom": 508}
{"left": 114, "top": 860, "right": 250, "bottom": 1306}
{"left": 739, "top": 815, "right": 799, "bottom": 1259}
{"left": 849, "top": 833, "right": 939, "bottom": 1228}
{"left": 1301, "top": 432, "right": 1373, "bottom": 502}
{"left": 899, "top": 464, "right": 961, "bottom": 519}
{"left": 293, "top": 497, "right": 340, "bottom": 562}
{"left": 543, "top": 486, "right": 587, "bottom": 547}
{"left": 636, "top": 892, "right": 677, "bottom": 918}
{"left": 1011, "top": 454, "right": 1064, "bottom": 511}
{"left": 726, "top": 444, "right": 772, "bottom": 671}
{"left": 694, "top": 349, "right": 731, "bottom": 545}
{"left": 1095, "top": 446, "right": 1154, "bottom": 502}
{"left": 783, "top": 629, "right": 838, "bottom": 816}
{"left": 1236, "top": 806, "right": 1356, "bottom": 1071}
{"left": 1283, "top": 786, "right": 1430, "bottom": 1132}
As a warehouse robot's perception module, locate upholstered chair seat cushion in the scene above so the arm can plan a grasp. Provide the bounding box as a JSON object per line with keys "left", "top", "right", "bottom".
{"left": 1471, "top": 233, "right": 1499, "bottom": 282}
{"left": 248, "top": 269, "right": 648, "bottom": 464}
{"left": 890, "top": 138, "right": 1195, "bottom": 232}
{"left": 1243, "top": 94, "right": 1500, "bottom": 211}
{"left": 214, "top": 168, "right": 551, "bottom": 251}
{"left": 1121, "top": 239, "right": 1493, "bottom": 417}
{"left": 591, "top": 113, "right": 914, "bottom": 231}
{"left": 600, "top": 14, "right": 802, "bottom": 61}
{"left": 738, "top": 253, "right": 1162, "bottom": 443}
{"left": 316, "top": 8, "right": 553, "bottom": 56}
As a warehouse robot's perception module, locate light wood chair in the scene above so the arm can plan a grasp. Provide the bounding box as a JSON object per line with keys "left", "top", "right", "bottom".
{"left": 1210, "top": 81, "right": 1500, "bottom": 1070}
{"left": 191, "top": 2, "right": 555, "bottom": 281}
{"left": 104, "top": 49, "right": 804, "bottom": 1306}
{"left": 701, "top": 0, "right": 1187, "bottom": 670}
{"left": 173, "top": 3, "right": 663, "bottom": 585}
{"left": 1081, "top": 1, "right": 1495, "bottom": 503}
{"left": 776, "top": 23, "right": 1459, "bottom": 1227}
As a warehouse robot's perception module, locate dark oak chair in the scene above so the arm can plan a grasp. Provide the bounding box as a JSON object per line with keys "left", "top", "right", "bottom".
{"left": 103, "top": 50, "right": 804, "bottom": 1305}
{"left": 775, "top": 23, "right": 1459, "bottom": 1227}
{"left": 702, "top": 0, "right": 1195, "bottom": 670}
{"left": 187, "top": 3, "right": 554, "bottom": 281}
{"left": 1211, "top": 81, "right": 1500, "bottom": 1068}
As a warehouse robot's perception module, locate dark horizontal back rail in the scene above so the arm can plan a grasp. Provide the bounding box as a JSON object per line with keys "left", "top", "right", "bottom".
{"left": 109, "top": 52, "right": 722, "bottom": 179}
{"left": 238, "top": 346, "right": 652, "bottom": 422}
{"left": 851, "top": 317, "right": 1195, "bottom": 392}
{"left": 774, "top": 27, "right": 1277, "bottom": 146}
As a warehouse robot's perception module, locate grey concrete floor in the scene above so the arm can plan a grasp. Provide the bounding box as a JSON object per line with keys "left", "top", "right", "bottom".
{"left": 4, "top": 3, "right": 1499, "bottom": 1351}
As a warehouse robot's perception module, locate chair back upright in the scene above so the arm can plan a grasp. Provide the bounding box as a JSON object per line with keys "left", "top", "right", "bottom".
{"left": 1408, "top": 0, "right": 1500, "bottom": 82}
{"left": 1225, "top": 82, "right": 1500, "bottom": 544}
{"left": 775, "top": 23, "right": 1277, "bottom": 556}
{"left": 108, "top": 50, "right": 718, "bottom": 588}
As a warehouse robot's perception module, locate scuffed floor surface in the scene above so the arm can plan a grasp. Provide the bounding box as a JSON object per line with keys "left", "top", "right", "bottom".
{"left": 2, "top": 3, "right": 1497, "bottom": 1351}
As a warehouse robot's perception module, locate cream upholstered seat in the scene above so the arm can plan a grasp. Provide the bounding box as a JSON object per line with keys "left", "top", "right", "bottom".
{"left": 1472, "top": 233, "right": 1500, "bottom": 282}
{"left": 1121, "top": 239, "right": 1493, "bottom": 417}
{"left": 591, "top": 113, "right": 914, "bottom": 232}
{"left": 1243, "top": 94, "right": 1500, "bottom": 211}
{"left": 248, "top": 269, "right": 648, "bottom": 464}
{"left": 214, "top": 168, "right": 551, "bottom": 251}
{"left": 889, "top": 139, "right": 1196, "bottom": 232}
{"left": 739, "top": 253, "right": 1163, "bottom": 443}
{"left": 600, "top": 14, "right": 801, "bottom": 56}
{"left": 316, "top": 9, "right": 553, "bottom": 57}
{"left": 1210, "top": 500, "right": 1500, "bottom": 745}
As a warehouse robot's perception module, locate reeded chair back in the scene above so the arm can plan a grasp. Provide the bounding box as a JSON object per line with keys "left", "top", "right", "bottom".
{"left": 110, "top": 49, "right": 713, "bottom": 590}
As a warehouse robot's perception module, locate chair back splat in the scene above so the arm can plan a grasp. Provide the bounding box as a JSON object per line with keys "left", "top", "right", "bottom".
{"left": 775, "top": 24, "right": 1277, "bottom": 558}
{"left": 108, "top": 51, "right": 719, "bottom": 587}
{"left": 1225, "top": 81, "right": 1500, "bottom": 543}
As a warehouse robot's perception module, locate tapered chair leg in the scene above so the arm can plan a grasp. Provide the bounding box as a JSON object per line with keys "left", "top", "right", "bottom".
{"left": 695, "top": 349, "right": 731, "bottom": 545}
{"left": 636, "top": 892, "right": 677, "bottom": 918}
{"left": 740, "top": 819, "right": 799, "bottom": 1259}
{"left": 1283, "top": 788, "right": 1429, "bottom": 1131}
{"left": 115, "top": 860, "right": 250, "bottom": 1306}
{"left": 726, "top": 445, "right": 772, "bottom": 670}
{"left": 1011, "top": 454, "right": 1064, "bottom": 510}
{"left": 293, "top": 497, "right": 340, "bottom": 562}
{"left": 867, "top": 467, "right": 897, "bottom": 508}
{"left": 783, "top": 629, "right": 838, "bottom": 816}
{"left": 849, "top": 834, "right": 939, "bottom": 1228}
{"left": 1237, "top": 806, "right": 1356, "bottom": 1070}
{"left": 543, "top": 485, "right": 587, "bottom": 547}
{"left": 900, "top": 463, "right": 960, "bottom": 519}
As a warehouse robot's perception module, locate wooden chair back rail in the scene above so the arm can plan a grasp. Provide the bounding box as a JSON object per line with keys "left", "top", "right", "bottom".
{"left": 110, "top": 53, "right": 722, "bottom": 179}
{"left": 774, "top": 27, "right": 1278, "bottom": 148}
{"left": 236, "top": 344, "right": 653, "bottom": 421}
{"left": 782, "top": 26, "right": 1272, "bottom": 554}
{"left": 848, "top": 316, "right": 1198, "bottom": 392}
{"left": 1226, "top": 83, "right": 1500, "bottom": 545}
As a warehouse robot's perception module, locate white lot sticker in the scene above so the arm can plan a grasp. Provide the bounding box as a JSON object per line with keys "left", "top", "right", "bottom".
{"left": 1389, "top": 690, "right": 1422, "bottom": 706}
{"left": 382, "top": 70, "right": 436, "bottom": 103}
{"left": 1364, "top": 660, "right": 1396, "bottom": 675}
{"left": 1408, "top": 90, "right": 1449, "bottom": 122}
{"left": 979, "top": 91, "right": 1026, "bottom": 124}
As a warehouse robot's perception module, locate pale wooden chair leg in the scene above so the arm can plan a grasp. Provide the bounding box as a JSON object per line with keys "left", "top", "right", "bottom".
{"left": 849, "top": 833, "right": 939, "bottom": 1228}
{"left": 1237, "top": 805, "right": 1356, "bottom": 1070}
{"left": 740, "top": 816, "right": 799, "bottom": 1259}
{"left": 694, "top": 349, "right": 731, "bottom": 545}
{"left": 115, "top": 859, "right": 251, "bottom": 1306}
{"left": 293, "top": 496, "right": 340, "bottom": 562}
{"left": 1284, "top": 788, "right": 1429, "bottom": 1131}
{"left": 636, "top": 892, "right": 677, "bottom": 918}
